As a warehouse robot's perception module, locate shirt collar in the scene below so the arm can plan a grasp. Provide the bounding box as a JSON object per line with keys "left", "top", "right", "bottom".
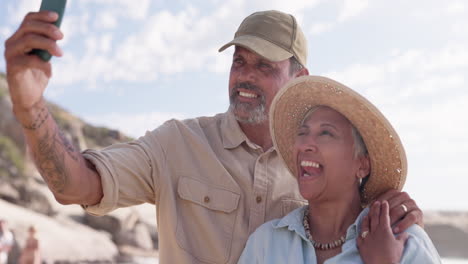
{"left": 273, "top": 206, "right": 310, "bottom": 241}
{"left": 345, "top": 207, "right": 369, "bottom": 240}
{"left": 220, "top": 110, "right": 247, "bottom": 149}
{"left": 221, "top": 110, "right": 265, "bottom": 150}
{"left": 272, "top": 205, "right": 370, "bottom": 243}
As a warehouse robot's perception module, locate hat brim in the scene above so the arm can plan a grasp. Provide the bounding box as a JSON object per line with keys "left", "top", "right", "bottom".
{"left": 270, "top": 75, "right": 407, "bottom": 205}
{"left": 218, "top": 35, "right": 293, "bottom": 62}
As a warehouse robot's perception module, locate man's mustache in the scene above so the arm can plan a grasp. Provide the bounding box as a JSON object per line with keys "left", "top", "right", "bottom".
{"left": 234, "top": 82, "right": 261, "bottom": 91}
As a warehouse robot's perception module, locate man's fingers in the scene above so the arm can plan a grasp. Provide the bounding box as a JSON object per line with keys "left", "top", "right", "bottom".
{"left": 5, "top": 10, "right": 64, "bottom": 61}
{"left": 397, "top": 232, "right": 409, "bottom": 246}
{"left": 17, "top": 20, "right": 63, "bottom": 42}
{"left": 384, "top": 191, "right": 410, "bottom": 210}
{"left": 393, "top": 210, "right": 422, "bottom": 234}
{"left": 8, "top": 11, "right": 60, "bottom": 44}
{"left": 369, "top": 201, "right": 381, "bottom": 232}
{"left": 23, "top": 11, "right": 59, "bottom": 25}
{"left": 389, "top": 199, "right": 417, "bottom": 226}
{"left": 375, "top": 188, "right": 400, "bottom": 202}
{"left": 5, "top": 33, "right": 63, "bottom": 61}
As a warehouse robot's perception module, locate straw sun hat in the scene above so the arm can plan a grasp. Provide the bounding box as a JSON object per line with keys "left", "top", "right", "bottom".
{"left": 270, "top": 76, "right": 407, "bottom": 204}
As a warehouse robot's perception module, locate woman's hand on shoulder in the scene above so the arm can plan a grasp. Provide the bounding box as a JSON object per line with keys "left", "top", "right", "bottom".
{"left": 357, "top": 200, "right": 409, "bottom": 264}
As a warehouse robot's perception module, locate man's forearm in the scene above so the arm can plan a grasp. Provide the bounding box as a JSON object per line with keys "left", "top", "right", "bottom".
{"left": 14, "top": 98, "right": 102, "bottom": 205}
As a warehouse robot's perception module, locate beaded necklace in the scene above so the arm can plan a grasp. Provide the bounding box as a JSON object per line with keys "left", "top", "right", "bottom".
{"left": 303, "top": 208, "right": 346, "bottom": 250}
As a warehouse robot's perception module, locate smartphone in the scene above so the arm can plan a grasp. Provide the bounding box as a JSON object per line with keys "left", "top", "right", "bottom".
{"left": 30, "top": 0, "right": 67, "bottom": 62}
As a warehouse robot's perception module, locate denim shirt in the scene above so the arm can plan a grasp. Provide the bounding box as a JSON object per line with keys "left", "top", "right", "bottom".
{"left": 238, "top": 206, "right": 441, "bottom": 264}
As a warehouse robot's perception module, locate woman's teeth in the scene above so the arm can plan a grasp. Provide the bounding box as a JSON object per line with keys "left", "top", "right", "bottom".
{"left": 300, "top": 160, "right": 320, "bottom": 168}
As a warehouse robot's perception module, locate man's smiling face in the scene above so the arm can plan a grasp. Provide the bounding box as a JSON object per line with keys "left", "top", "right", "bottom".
{"left": 228, "top": 46, "right": 293, "bottom": 124}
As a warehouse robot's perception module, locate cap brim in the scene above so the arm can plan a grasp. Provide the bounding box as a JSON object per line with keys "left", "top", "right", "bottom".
{"left": 219, "top": 35, "right": 293, "bottom": 62}
{"left": 270, "top": 76, "right": 407, "bottom": 205}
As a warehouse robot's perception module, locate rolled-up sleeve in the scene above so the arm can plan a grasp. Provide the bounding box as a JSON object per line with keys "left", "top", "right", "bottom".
{"left": 82, "top": 131, "right": 163, "bottom": 216}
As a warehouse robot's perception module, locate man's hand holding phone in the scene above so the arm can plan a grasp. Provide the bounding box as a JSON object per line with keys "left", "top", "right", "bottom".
{"left": 4, "top": 0, "right": 66, "bottom": 116}
{"left": 30, "top": 0, "right": 67, "bottom": 62}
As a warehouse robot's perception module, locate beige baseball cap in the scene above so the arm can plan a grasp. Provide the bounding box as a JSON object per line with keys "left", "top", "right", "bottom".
{"left": 219, "top": 10, "right": 308, "bottom": 66}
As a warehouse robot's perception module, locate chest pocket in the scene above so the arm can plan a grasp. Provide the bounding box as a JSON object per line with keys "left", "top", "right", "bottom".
{"left": 176, "top": 176, "right": 240, "bottom": 264}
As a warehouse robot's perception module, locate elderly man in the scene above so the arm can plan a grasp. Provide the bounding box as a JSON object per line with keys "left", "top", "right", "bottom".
{"left": 5, "top": 9, "right": 422, "bottom": 263}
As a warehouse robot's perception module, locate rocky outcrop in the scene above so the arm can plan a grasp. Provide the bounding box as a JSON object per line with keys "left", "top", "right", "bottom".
{"left": 1, "top": 199, "right": 118, "bottom": 263}
{"left": 425, "top": 211, "right": 468, "bottom": 259}
{"left": 0, "top": 73, "right": 157, "bottom": 263}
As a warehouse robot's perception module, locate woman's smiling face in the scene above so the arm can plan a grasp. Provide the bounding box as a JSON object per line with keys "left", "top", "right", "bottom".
{"left": 293, "top": 106, "right": 369, "bottom": 202}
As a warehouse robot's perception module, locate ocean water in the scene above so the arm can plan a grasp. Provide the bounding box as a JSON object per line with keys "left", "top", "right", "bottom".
{"left": 443, "top": 258, "right": 468, "bottom": 264}
{"left": 129, "top": 257, "right": 466, "bottom": 263}
{"left": 127, "top": 257, "right": 158, "bottom": 264}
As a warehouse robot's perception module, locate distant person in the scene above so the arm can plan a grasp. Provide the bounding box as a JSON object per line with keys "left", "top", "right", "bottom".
{"left": 5, "top": 9, "right": 424, "bottom": 263}
{"left": 18, "top": 226, "right": 41, "bottom": 264}
{"left": 238, "top": 76, "right": 441, "bottom": 263}
{"left": 0, "top": 220, "right": 13, "bottom": 264}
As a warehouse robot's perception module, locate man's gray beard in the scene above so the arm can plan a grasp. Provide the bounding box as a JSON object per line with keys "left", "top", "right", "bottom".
{"left": 229, "top": 82, "right": 267, "bottom": 124}
{"left": 229, "top": 101, "right": 267, "bottom": 124}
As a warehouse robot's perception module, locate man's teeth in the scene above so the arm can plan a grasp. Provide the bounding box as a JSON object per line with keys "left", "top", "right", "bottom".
{"left": 239, "top": 91, "right": 257, "bottom": 98}
{"left": 301, "top": 161, "right": 320, "bottom": 168}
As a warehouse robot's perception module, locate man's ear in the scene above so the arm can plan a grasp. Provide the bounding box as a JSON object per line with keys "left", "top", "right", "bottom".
{"left": 357, "top": 155, "right": 371, "bottom": 179}
{"left": 295, "top": 67, "right": 309, "bottom": 77}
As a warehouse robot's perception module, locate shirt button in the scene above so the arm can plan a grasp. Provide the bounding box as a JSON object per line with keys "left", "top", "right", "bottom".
{"left": 256, "top": 196, "right": 262, "bottom": 203}
{"left": 204, "top": 196, "right": 210, "bottom": 203}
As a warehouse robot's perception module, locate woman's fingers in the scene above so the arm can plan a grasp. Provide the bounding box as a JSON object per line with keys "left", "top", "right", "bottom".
{"left": 380, "top": 200, "right": 391, "bottom": 228}
{"left": 369, "top": 201, "right": 381, "bottom": 232}
{"left": 360, "top": 215, "right": 370, "bottom": 239}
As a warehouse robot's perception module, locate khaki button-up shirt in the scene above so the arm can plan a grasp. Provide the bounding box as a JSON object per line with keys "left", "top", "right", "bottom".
{"left": 83, "top": 111, "right": 306, "bottom": 264}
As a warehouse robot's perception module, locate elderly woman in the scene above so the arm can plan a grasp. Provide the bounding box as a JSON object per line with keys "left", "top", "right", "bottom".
{"left": 238, "top": 76, "right": 440, "bottom": 264}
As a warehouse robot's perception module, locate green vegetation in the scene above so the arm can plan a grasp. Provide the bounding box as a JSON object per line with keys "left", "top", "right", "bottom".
{"left": 0, "top": 73, "right": 7, "bottom": 99}
{"left": 0, "top": 87, "right": 6, "bottom": 99}
{"left": 0, "top": 135, "right": 25, "bottom": 177}
{"left": 82, "top": 124, "right": 132, "bottom": 148}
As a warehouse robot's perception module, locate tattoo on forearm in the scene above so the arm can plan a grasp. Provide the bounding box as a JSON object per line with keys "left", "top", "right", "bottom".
{"left": 57, "top": 129, "right": 79, "bottom": 161}
{"left": 35, "top": 126, "right": 80, "bottom": 193}
{"left": 21, "top": 105, "right": 50, "bottom": 130}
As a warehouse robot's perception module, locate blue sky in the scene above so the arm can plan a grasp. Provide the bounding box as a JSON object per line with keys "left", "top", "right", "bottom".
{"left": 1, "top": 0, "right": 468, "bottom": 211}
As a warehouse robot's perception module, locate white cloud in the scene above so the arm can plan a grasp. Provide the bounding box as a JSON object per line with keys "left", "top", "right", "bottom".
{"left": 0, "top": 27, "right": 12, "bottom": 39}
{"left": 326, "top": 63, "right": 385, "bottom": 88}
{"left": 326, "top": 44, "right": 468, "bottom": 101}
{"left": 338, "top": 0, "right": 369, "bottom": 22}
{"left": 245, "top": 0, "right": 322, "bottom": 17}
{"left": 95, "top": 11, "right": 118, "bottom": 30}
{"left": 307, "top": 0, "right": 370, "bottom": 35}
{"left": 445, "top": 0, "right": 465, "bottom": 15}
{"left": 6, "top": 0, "right": 41, "bottom": 24}
{"left": 79, "top": 0, "right": 151, "bottom": 20}
{"left": 83, "top": 111, "right": 188, "bottom": 138}
{"left": 310, "top": 22, "right": 334, "bottom": 35}
{"left": 60, "top": 12, "right": 91, "bottom": 45}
